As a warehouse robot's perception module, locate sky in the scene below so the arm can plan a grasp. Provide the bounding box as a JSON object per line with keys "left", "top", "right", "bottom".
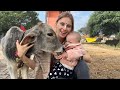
{"left": 37, "top": 11, "right": 94, "bottom": 31}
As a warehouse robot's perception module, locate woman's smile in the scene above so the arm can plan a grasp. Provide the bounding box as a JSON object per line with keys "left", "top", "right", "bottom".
{"left": 60, "top": 30, "right": 68, "bottom": 37}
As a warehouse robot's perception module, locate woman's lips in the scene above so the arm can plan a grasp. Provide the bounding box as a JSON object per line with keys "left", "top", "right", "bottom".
{"left": 60, "top": 31, "right": 67, "bottom": 36}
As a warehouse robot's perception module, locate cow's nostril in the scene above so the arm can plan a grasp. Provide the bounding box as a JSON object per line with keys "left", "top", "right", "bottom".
{"left": 47, "top": 33, "right": 53, "bottom": 36}
{"left": 57, "top": 52, "right": 62, "bottom": 56}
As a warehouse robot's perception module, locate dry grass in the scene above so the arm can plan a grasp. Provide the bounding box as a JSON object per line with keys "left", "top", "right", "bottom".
{"left": 83, "top": 44, "right": 120, "bottom": 79}
{"left": 1, "top": 44, "right": 120, "bottom": 79}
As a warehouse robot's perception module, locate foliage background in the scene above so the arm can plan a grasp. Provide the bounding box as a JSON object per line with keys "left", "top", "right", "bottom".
{"left": 0, "top": 11, "right": 40, "bottom": 36}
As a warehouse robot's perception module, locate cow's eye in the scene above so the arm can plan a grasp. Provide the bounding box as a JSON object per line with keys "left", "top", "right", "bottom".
{"left": 47, "top": 33, "right": 53, "bottom": 36}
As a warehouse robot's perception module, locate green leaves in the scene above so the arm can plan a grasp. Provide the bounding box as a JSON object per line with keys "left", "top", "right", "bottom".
{"left": 0, "top": 11, "right": 40, "bottom": 36}
{"left": 87, "top": 11, "right": 120, "bottom": 36}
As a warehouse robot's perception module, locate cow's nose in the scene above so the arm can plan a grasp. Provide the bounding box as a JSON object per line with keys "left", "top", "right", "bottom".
{"left": 56, "top": 47, "right": 64, "bottom": 55}
{"left": 56, "top": 52, "right": 62, "bottom": 56}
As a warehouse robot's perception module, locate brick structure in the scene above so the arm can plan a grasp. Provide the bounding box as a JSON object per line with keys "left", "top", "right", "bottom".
{"left": 46, "top": 11, "right": 70, "bottom": 32}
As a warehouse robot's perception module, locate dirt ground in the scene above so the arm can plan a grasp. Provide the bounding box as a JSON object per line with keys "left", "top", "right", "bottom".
{"left": 83, "top": 44, "right": 120, "bottom": 79}
{"left": 0, "top": 44, "right": 120, "bottom": 79}
{"left": 0, "top": 45, "right": 35, "bottom": 79}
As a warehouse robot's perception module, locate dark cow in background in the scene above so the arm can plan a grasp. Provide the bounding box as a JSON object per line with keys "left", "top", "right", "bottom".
{"left": 1, "top": 22, "right": 63, "bottom": 79}
{"left": 105, "top": 39, "right": 120, "bottom": 47}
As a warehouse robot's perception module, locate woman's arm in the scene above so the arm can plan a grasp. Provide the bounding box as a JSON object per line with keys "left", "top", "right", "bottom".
{"left": 80, "top": 45, "right": 92, "bottom": 63}
{"left": 20, "top": 55, "right": 36, "bottom": 70}
{"left": 16, "top": 40, "right": 36, "bottom": 70}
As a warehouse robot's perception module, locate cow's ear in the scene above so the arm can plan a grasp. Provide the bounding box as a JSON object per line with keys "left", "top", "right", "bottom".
{"left": 20, "top": 34, "right": 36, "bottom": 45}
{"left": 37, "top": 21, "right": 43, "bottom": 26}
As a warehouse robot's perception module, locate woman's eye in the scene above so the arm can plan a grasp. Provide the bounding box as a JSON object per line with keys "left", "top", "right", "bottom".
{"left": 67, "top": 25, "right": 72, "bottom": 28}
{"left": 60, "top": 22, "right": 65, "bottom": 26}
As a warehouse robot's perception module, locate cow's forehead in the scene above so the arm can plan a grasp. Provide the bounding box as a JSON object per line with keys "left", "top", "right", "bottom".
{"left": 30, "top": 23, "right": 55, "bottom": 34}
{"left": 43, "top": 23, "right": 52, "bottom": 29}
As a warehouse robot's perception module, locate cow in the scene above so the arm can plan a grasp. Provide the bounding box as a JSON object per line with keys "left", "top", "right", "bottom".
{"left": 105, "top": 39, "right": 120, "bottom": 47}
{"left": 1, "top": 22, "right": 63, "bottom": 79}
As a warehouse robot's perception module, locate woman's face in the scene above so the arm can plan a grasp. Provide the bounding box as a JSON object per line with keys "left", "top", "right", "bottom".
{"left": 56, "top": 17, "right": 72, "bottom": 39}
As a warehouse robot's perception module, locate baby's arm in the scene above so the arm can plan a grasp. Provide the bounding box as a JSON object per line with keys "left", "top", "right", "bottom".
{"left": 66, "top": 47, "right": 83, "bottom": 61}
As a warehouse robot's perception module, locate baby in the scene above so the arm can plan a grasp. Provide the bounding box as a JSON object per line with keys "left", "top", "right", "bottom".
{"left": 47, "top": 31, "right": 86, "bottom": 79}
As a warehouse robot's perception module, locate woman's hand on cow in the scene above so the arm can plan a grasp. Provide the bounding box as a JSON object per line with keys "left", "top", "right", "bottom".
{"left": 16, "top": 40, "right": 34, "bottom": 58}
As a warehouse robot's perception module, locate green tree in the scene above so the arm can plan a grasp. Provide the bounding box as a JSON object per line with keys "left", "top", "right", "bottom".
{"left": 78, "top": 26, "right": 90, "bottom": 35}
{"left": 87, "top": 11, "right": 120, "bottom": 36}
{"left": 116, "top": 32, "right": 120, "bottom": 47}
{"left": 0, "top": 11, "right": 40, "bottom": 36}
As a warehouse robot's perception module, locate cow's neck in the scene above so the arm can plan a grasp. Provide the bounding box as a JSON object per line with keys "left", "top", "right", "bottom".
{"left": 34, "top": 51, "right": 51, "bottom": 79}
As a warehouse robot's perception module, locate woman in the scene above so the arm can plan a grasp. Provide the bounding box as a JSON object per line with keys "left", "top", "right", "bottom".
{"left": 16, "top": 12, "right": 92, "bottom": 79}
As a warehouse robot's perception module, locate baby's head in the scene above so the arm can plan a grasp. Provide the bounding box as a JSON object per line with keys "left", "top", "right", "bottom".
{"left": 66, "top": 31, "right": 81, "bottom": 44}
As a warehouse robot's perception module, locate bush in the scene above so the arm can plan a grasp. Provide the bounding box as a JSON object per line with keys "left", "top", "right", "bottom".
{"left": 116, "top": 32, "right": 120, "bottom": 40}
{"left": 115, "top": 32, "right": 120, "bottom": 47}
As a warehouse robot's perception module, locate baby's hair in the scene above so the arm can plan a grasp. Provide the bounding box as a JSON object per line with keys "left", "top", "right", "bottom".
{"left": 68, "top": 31, "right": 81, "bottom": 42}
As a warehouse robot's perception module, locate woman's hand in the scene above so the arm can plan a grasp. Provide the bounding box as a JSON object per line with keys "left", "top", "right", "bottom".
{"left": 16, "top": 40, "right": 34, "bottom": 58}
{"left": 83, "top": 52, "right": 92, "bottom": 63}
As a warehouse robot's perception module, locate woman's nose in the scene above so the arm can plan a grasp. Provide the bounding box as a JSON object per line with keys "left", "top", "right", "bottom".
{"left": 63, "top": 25, "right": 67, "bottom": 30}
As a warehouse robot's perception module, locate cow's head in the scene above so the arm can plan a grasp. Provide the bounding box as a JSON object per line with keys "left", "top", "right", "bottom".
{"left": 20, "top": 22, "right": 63, "bottom": 55}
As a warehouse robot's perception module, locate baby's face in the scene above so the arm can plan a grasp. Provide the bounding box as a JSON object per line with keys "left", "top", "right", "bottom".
{"left": 66, "top": 34, "right": 79, "bottom": 45}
